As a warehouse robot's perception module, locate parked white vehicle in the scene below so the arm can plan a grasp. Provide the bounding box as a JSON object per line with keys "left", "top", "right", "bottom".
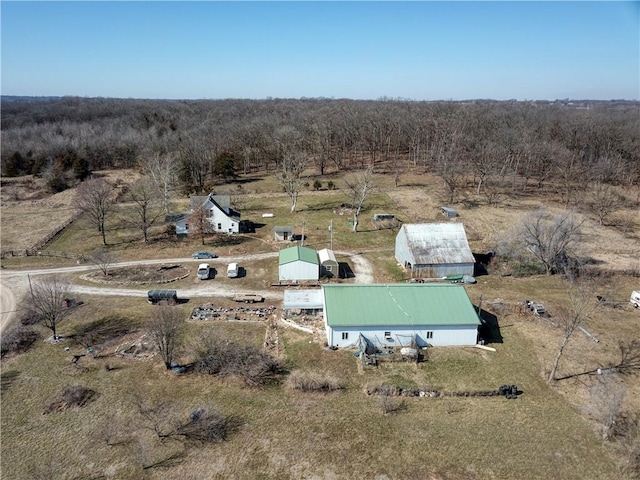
{"left": 197, "top": 263, "right": 211, "bottom": 280}
{"left": 227, "top": 262, "right": 239, "bottom": 278}
{"left": 631, "top": 290, "right": 640, "bottom": 308}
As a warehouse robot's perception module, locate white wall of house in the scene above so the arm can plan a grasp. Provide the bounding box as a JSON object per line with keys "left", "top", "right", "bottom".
{"left": 279, "top": 261, "right": 319, "bottom": 281}
{"left": 209, "top": 206, "right": 239, "bottom": 233}
{"left": 324, "top": 323, "right": 478, "bottom": 348}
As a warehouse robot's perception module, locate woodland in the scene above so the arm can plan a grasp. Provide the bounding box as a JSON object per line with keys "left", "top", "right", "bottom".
{"left": 1, "top": 96, "right": 639, "bottom": 205}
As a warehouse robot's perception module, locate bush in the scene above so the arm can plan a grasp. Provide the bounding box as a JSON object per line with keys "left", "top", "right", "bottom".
{"left": 176, "top": 407, "right": 232, "bottom": 444}
{"left": 327, "top": 180, "right": 335, "bottom": 190}
{"left": 43, "top": 384, "right": 97, "bottom": 414}
{"left": 0, "top": 325, "right": 38, "bottom": 357}
{"left": 194, "top": 334, "right": 280, "bottom": 386}
{"left": 286, "top": 370, "right": 344, "bottom": 392}
{"left": 312, "top": 179, "right": 322, "bottom": 191}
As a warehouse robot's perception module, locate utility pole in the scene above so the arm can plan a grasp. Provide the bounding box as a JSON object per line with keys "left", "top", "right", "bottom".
{"left": 301, "top": 220, "right": 306, "bottom": 246}
{"left": 329, "top": 219, "right": 333, "bottom": 250}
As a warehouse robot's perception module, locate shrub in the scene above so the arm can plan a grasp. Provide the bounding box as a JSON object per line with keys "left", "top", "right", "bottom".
{"left": 43, "top": 384, "right": 97, "bottom": 414}
{"left": 286, "top": 370, "right": 344, "bottom": 392}
{"left": 194, "top": 334, "right": 280, "bottom": 386}
{"left": 176, "top": 407, "right": 232, "bottom": 444}
{"left": 327, "top": 180, "right": 335, "bottom": 190}
{"left": 312, "top": 179, "right": 322, "bottom": 191}
{"left": 0, "top": 325, "right": 38, "bottom": 357}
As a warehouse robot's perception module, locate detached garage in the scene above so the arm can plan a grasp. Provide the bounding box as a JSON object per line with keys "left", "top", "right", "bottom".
{"left": 395, "top": 223, "right": 475, "bottom": 278}
{"left": 322, "top": 283, "right": 480, "bottom": 348}
{"left": 278, "top": 246, "right": 319, "bottom": 282}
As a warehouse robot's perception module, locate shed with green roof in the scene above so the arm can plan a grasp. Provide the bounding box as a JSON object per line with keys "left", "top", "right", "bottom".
{"left": 322, "top": 283, "right": 480, "bottom": 348}
{"left": 278, "top": 246, "right": 320, "bottom": 281}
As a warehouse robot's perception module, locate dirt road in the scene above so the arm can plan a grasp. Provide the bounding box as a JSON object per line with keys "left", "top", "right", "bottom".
{"left": 0, "top": 251, "right": 375, "bottom": 333}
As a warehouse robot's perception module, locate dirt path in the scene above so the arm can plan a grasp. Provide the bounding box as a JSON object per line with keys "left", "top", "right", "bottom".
{"left": 0, "top": 250, "right": 373, "bottom": 333}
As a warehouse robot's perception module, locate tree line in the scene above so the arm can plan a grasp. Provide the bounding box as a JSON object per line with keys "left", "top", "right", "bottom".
{"left": 1, "top": 96, "right": 639, "bottom": 201}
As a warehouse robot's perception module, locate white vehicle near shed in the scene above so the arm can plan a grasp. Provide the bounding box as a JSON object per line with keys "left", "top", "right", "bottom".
{"left": 631, "top": 291, "right": 640, "bottom": 308}
{"left": 197, "top": 263, "right": 211, "bottom": 280}
{"left": 227, "top": 262, "right": 239, "bottom": 278}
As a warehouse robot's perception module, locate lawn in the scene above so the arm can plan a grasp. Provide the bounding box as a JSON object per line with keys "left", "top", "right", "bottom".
{"left": 2, "top": 169, "right": 639, "bottom": 479}
{"left": 1, "top": 294, "right": 622, "bottom": 479}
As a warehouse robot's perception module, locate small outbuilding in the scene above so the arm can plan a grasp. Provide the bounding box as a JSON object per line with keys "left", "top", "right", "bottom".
{"left": 395, "top": 223, "right": 475, "bottom": 278}
{"left": 441, "top": 206, "right": 457, "bottom": 219}
{"left": 274, "top": 226, "right": 294, "bottom": 242}
{"left": 278, "top": 246, "right": 319, "bottom": 282}
{"left": 284, "top": 289, "right": 324, "bottom": 314}
{"left": 318, "top": 248, "right": 339, "bottom": 277}
{"left": 322, "top": 283, "right": 480, "bottom": 348}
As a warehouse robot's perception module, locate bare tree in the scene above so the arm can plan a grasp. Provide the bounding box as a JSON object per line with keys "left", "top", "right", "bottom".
{"left": 548, "top": 277, "right": 600, "bottom": 382}
{"left": 188, "top": 204, "right": 214, "bottom": 246}
{"left": 143, "top": 149, "right": 177, "bottom": 214}
{"left": 277, "top": 153, "right": 307, "bottom": 213}
{"left": 29, "top": 275, "right": 72, "bottom": 340}
{"left": 87, "top": 249, "right": 116, "bottom": 276}
{"left": 128, "top": 177, "right": 163, "bottom": 242}
{"left": 75, "top": 177, "right": 116, "bottom": 245}
{"left": 344, "top": 167, "right": 375, "bottom": 233}
{"left": 519, "top": 208, "right": 584, "bottom": 275}
{"left": 586, "top": 374, "right": 626, "bottom": 440}
{"left": 585, "top": 181, "right": 626, "bottom": 226}
{"left": 147, "top": 306, "right": 184, "bottom": 369}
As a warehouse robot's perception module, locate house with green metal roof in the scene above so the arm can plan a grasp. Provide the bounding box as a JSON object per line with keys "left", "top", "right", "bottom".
{"left": 322, "top": 283, "right": 480, "bottom": 348}
{"left": 278, "top": 246, "right": 320, "bottom": 281}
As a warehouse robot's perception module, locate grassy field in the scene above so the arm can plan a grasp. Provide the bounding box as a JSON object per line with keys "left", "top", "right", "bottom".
{"left": 2, "top": 168, "right": 640, "bottom": 479}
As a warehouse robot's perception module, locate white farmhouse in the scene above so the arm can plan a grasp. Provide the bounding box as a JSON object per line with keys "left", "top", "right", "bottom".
{"left": 172, "top": 194, "right": 241, "bottom": 235}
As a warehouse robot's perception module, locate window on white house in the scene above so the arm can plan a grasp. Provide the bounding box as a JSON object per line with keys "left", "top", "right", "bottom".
{"left": 384, "top": 331, "right": 391, "bottom": 338}
{"left": 341, "top": 332, "right": 348, "bottom": 340}
{"left": 217, "top": 223, "right": 222, "bottom": 230}
{"left": 426, "top": 331, "right": 433, "bottom": 339}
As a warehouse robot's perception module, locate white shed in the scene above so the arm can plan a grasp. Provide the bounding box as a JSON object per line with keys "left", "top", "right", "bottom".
{"left": 318, "top": 248, "right": 339, "bottom": 277}
{"left": 278, "top": 246, "right": 319, "bottom": 282}
{"left": 395, "top": 223, "right": 475, "bottom": 278}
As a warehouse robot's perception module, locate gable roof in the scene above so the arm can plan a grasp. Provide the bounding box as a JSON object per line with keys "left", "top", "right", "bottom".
{"left": 190, "top": 194, "right": 231, "bottom": 210}
{"left": 274, "top": 226, "right": 294, "bottom": 233}
{"left": 279, "top": 246, "right": 319, "bottom": 266}
{"left": 323, "top": 283, "right": 480, "bottom": 327}
{"left": 399, "top": 223, "right": 475, "bottom": 265}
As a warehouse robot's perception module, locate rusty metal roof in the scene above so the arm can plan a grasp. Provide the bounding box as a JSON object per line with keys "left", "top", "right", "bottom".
{"left": 400, "top": 223, "right": 475, "bottom": 265}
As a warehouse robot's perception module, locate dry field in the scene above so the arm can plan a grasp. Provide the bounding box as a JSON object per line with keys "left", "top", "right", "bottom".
{"left": 1, "top": 167, "right": 640, "bottom": 479}
{"left": 0, "top": 170, "right": 139, "bottom": 253}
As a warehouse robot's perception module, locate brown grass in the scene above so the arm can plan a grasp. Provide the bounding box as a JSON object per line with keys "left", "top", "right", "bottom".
{"left": 2, "top": 168, "right": 640, "bottom": 479}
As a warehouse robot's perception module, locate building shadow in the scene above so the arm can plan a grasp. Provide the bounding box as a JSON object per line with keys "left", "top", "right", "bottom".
{"left": 338, "top": 262, "right": 354, "bottom": 279}
{"left": 477, "top": 308, "right": 503, "bottom": 344}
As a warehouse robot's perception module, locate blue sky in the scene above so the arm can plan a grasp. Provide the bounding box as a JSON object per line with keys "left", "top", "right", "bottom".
{"left": 1, "top": 1, "right": 638, "bottom": 100}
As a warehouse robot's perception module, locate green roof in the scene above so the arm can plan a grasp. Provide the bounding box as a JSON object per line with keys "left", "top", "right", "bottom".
{"left": 323, "top": 284, "right": 481, "bottom": 327}
{"left": 279, "top": 246, "right": 319, "bottom": 266}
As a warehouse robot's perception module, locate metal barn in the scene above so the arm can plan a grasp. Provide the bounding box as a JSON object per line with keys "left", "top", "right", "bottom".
{"left": 395, "top": 223, "right": 475, "bottom": 278}
{"left": 278, "top": 246, "right": 319, "bottom": 282}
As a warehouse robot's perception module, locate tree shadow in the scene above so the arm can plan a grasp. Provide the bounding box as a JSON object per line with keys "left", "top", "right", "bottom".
{"left": 473, "top": 251, "right": 494, "bottom": 277}
{"left": 1, "top": 370, "right": 20, "bottom": 394}
{"left": 477, "top": 308, "right": 503, "bottom": 344}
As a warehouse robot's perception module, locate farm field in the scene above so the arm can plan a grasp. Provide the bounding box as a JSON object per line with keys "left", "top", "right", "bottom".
{"left": 1, "top": 167, "right": 640, "bottom": 479}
